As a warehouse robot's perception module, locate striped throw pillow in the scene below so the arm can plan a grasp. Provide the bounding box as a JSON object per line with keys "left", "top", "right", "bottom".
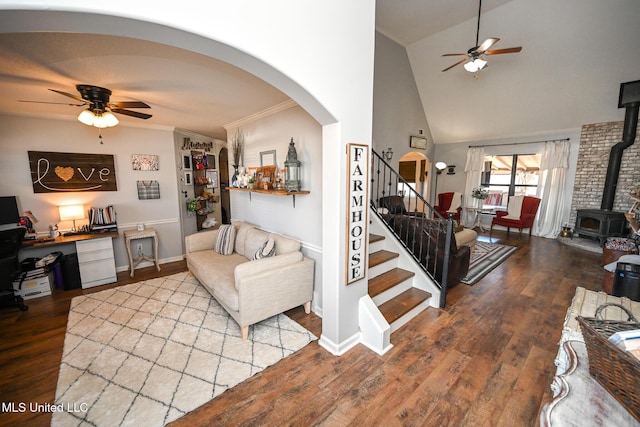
{"left": 214, "top": 224, "right": 236, "bottom": 255}
{"left": 254, "top": 237, "right": 276, "bottom": 260}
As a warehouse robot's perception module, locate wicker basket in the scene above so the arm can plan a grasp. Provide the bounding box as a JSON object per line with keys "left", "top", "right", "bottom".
{"left": 577, "top": 303, "right": 640, "bottom": 421}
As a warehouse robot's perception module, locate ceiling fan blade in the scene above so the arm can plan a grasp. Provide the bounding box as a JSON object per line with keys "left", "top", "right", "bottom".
{"left": 485, "top": 47, "right": 522, "bottom": 55}
{"left": 111, "top": 108, "right": 152, "bottom": 120}
{"left": 48, "top": 88, "right": 87, "bottom": 104}
{"left": 18, "top": 100, "right": 85, "bottom": 106}
{"left": 477, "top": 37, "right": 500, "bottom": 53}
{"left": 442, "top": 58, "right": 468, "bottom": 72}
{"left": 109, "top": 101, "right": 151, "bottom": 109}
{"left": 442, "top": 53, "right": 469, "bottom": 57}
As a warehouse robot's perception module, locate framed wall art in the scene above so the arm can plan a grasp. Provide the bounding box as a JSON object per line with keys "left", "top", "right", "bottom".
{"left": 182, "top": 154, "right": 191, "bottom": 170}
{"left": 132, "top": 154, "right": 159, "bottom": 171}
{"left": 409, "top": 135, "right": 428, "bottom": 150}
{"left": 28, "top": 151, "right": 117, "bottom": 193}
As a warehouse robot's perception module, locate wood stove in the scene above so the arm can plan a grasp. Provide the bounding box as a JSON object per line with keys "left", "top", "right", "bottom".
{"left": 575, "top": 209, "right": 626, "bottom": 245}
{"left": 574, "top": 80, "right": 639, "bottom": 245}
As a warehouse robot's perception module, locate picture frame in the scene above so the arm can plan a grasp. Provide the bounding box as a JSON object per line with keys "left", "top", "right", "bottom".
{"left": 182, "top": 154, "right": 192, "bottom": 170}
{"left": 260, "top": 150, "right": 277, "bottom": 166}
{"left": 409, "top": 135, "right": 428, "bottom": 150}
{"left": 255, "top": 165, "right": 277, "bottom": 189}
{"left": 131, "top": 154, "right": 159, "bottom": 171}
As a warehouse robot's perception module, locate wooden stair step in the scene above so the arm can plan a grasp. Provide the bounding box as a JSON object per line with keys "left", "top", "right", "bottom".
{"left": 368, "top": 268, "right": 415, "bottom": 298}
{"left": 378, "top": 288, "right": 431, "bottom": 324}
{"left": 369, "top": 250, "right": 399, "bottom": 268}
{"left": 369, "top": 233, "right": 384, "bottom": 244}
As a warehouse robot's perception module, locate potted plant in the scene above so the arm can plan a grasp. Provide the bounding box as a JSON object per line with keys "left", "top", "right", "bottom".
{"left": 471, "top": 187, "right": 489, "bottom": 200}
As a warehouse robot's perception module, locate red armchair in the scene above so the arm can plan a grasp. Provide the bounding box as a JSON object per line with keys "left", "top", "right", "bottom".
{"left": 490, "top": 196, "right": 541, "bottom": 239}
{"left": 434, "top": 192, "right": 462, "bottom": 221}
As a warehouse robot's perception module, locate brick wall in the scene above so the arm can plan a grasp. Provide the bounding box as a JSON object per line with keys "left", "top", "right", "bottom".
{"left": 569, "top": 121, "right": 640, "bottom": 227}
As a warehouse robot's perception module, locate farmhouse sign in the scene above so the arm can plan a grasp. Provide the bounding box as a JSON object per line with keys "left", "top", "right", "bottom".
{"left": 28, "top": 151, "right": 117, "bottom": 193}
{"left": 346, "top": 143, "right": 369, "bottom": 285}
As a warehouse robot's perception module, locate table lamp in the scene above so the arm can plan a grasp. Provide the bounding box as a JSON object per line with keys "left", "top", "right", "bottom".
{"left": 59, "top": 204, "right": 85, "bottom": 232}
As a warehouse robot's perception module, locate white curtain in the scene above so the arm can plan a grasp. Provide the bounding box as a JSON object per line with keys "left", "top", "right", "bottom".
{"left": 535, "top": 140, "right": 570, "bottom": 238}
{"left": 463, "top": 147, "right": 485, "bottom": 227}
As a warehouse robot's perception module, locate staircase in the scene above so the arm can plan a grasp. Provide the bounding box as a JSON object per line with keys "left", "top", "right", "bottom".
{"left": 359, "top": 213, "right": 441, "bottom": 354}
{"left": 368, "top": 232, "right": 432, "bottom": 331}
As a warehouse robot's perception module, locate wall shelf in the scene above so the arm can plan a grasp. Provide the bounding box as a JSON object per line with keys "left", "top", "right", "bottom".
{"left": 228, "top": 187, "right": 310, "bottom": 207}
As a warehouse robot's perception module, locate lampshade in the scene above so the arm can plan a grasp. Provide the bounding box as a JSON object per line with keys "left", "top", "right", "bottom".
{"left": 435, "top": 161, "right": 447, "bottom": 171}
{"left": 77, "top": 109, "right": 96, "bottom": 126}
{"left": 59, "top": 204, "right": 85, "bottom": 221}
{"left": 59, "top": 204, "right": 85, "bottom": 232}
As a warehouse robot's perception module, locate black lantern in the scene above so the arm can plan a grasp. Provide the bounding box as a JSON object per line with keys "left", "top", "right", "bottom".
{"left": 284, "top": 137, "right": 301, "bottom": 192}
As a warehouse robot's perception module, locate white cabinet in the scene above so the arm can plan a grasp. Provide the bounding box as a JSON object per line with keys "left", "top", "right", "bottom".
{"left": 76, "top": 237, "right": 116, "bottom": 288}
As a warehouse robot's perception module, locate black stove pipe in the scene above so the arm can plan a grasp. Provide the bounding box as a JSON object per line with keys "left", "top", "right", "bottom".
{"left": 601, "top": 101, "right": 639, "bottom": 211}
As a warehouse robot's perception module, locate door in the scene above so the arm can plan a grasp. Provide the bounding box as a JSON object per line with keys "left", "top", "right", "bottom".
{"left": 218, "top": 147, "right": 231, "bottom": 224}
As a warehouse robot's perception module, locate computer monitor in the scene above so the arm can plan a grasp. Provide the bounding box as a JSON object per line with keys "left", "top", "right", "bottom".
{"left": 0, "top": 196, "right": 20, "bottom": 226}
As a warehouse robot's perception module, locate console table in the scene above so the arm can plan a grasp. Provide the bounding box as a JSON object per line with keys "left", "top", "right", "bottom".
{"left": 540, "top": 340, "right": 639, "bottom": 426}
{"left": 124, "top": 228, "right": 161, "bottom": 277}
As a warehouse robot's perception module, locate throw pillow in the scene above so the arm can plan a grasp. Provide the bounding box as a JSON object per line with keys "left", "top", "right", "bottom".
{"left": 214, "top": 224, "right": 236, "bottom": 255}
{"left": 254, "top": 237, "right": 276, "bottom": 260}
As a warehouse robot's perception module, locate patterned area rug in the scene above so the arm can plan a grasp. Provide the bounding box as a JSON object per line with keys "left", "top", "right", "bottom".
{"left": 52, "top": 271, "right": 316, "bottom": 426}
{"left": 460, "top": 241, "right": 517, "bottom": 285}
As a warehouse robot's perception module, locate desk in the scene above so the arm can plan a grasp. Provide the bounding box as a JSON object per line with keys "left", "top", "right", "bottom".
{"left": 464, "top": 207, "right": 493, "bottom": 232}
{"left": 124, "top": 228, "right": 160, "bottom": 277}
{"left": 21, "top": 232, "right": 118, "bottom": 289}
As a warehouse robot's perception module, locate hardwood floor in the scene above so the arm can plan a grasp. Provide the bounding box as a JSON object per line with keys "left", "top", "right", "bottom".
{"left": 0, "top": 233, "right": 605, "bottom": 426}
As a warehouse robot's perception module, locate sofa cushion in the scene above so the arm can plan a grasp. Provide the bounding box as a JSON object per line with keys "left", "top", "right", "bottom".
{"left": 271, "top": 233, "right": 301, "bottom": 255}
{"left": 254, "top": 237, "right": 276, "bottom": 260}
{"left": 214, "top": 224, "right": 236, "bottom": 255}
{"left": 243, "top": 228, "right": 270, "bottom": 261}
{"left": 234, "top": 223, "right": 255, "bottom": 257}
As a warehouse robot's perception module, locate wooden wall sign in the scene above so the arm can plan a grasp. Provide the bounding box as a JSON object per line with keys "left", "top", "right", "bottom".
{"left": 28, "top": 151, "right": 118, "bottom": 193}
{"left": 346, "top": 143, "right": 369, "bottom": 285}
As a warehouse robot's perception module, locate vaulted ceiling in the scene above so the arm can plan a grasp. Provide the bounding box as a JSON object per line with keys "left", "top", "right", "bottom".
{"left": 378, "top": 0, "right": 640, "bottom": 144}
{"left": 0, "top": 1, "right": 638, "bottom": 143}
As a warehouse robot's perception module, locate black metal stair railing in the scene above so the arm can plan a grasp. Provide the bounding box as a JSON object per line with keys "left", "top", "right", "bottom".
{"left": 370, "top": 149, "right": 453, "bottom": 307}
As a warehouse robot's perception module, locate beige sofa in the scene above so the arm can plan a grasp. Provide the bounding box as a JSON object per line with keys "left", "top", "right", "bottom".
{"left": 185, "top": 221, "right": 314, "bottom": 340}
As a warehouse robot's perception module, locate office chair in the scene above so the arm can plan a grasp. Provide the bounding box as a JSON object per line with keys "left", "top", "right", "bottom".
{"left": 0, "top": 227, "right": 28, "bottom": 311}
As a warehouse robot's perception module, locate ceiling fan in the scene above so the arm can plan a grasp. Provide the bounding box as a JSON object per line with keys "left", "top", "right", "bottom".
{"left": 20, "top": 84, "right": 152, "bottom": 128}
{"left": 442, "top": 0, "right": 522, "bottom": 73}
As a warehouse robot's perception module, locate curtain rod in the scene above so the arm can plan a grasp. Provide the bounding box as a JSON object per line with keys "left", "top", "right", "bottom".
{"left": 469, "top": 137, "right": 569, "bottom": 148}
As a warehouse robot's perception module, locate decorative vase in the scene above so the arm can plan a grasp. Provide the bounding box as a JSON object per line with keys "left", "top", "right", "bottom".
{"left": 231, "top": 165, "right": 239, "bottom": 187}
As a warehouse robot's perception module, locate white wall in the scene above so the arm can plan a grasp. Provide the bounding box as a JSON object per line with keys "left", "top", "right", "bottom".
{"left": 373, "top": 32, "right": 433, "bottom": 165}
{"left": 226, "top": 104, "right": 324, "bottom": 313}
{"left": 0, "top": 113, "right": 184, "bottom": 269}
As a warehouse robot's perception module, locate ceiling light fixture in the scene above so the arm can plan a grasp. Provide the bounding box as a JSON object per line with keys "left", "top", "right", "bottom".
{"left": 77, "top": 109, "right": 119, "bottom": 128}
{"left": 463, "top": 57, "right": 487, "bottom": 73}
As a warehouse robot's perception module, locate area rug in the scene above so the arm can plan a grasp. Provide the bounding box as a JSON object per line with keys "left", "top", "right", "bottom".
{"left": 460, "top": 241, "right": 517, "bottom": 285}
{"left": 52, "top": 271, "right": 316, "bottom": 427}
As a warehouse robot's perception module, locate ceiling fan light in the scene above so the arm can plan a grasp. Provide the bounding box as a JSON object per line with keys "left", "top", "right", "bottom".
{"left": 464, "top": 61, "right": 479, "bottom": 73}
{"left": 77, "top": 109, "right": 95, "bottom": 126}
{"left": 101, "top": 111, "right": 119, "bottom": 127}
{"left": 474, "top": 58, "right": 487, "bottom": 69}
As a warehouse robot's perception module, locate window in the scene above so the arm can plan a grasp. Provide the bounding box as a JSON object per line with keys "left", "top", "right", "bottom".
{"left": 482, "top": 154, "right": 540, "bottom": 208}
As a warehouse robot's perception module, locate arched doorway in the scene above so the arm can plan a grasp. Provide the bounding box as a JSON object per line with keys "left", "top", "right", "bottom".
{"left": 398, "top": 151, "right": 431, "bottom": 203}
{"left": 218, "top": 147, "right": 231, "bottom": 224}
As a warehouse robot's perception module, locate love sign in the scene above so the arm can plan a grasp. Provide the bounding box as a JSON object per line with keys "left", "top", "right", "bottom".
{"left": 28, "top": 151, "right": 118, "bottom": 193}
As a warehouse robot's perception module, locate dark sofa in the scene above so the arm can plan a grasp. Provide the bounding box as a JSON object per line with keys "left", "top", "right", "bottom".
{"left": 385, "top": 213, "right": 470, "bottom": 285}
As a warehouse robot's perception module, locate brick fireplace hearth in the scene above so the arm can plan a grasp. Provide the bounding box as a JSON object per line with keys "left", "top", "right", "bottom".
{"left": 569, "top": 121, "right": 639, "bottom": 232}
